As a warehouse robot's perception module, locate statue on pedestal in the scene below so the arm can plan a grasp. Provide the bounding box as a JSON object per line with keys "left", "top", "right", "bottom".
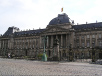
{"left": 52, "top": 38, "right": 60, "bottom": 61}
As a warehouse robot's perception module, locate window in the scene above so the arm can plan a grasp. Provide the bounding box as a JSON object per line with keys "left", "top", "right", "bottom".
{"left": 23, "top": 45, "right": 24, "bottom": 48}
{"left": 30, "top": 45, "right": 31, "bottom": 48}
{"left": 92, "top": 35, "right": 95, "bottom": 38}
{"left": 87, "top": 42, "right": 90, "bottom": 47}
{"left": 27, "top": 40, "right": 29, "bottom": 42}
{"left": 81, "top": 36, "right": 84, "bottom": 39}
{"left": 33, "top": 45, "right": 34, "bottom": 48}
{"left": 30, "top": 39, "right": 31, "bottom": 42}
{"left": 76, "top": 36, "right": 79, "bottom": 39}
{"left": 77, "top": 43, "right": 79, "bottom": 47}
{"left": 99, "top": 34, "right": 101, "bottom": 38}
{"left": 99, "top": 41, "right": 102, "bottom": 46}
{"left": 82, "top": 43, "right": 84, "bottom": 47}
{"left": 87, "top": 35, "right": 89, "bottom": 38}
{"left": 92, "top": 42, "right": 95, "bottom": 47}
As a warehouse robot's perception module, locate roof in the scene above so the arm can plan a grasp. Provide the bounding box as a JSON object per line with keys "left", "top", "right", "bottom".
{"left": 72, "top": 22, "right": 102, "bottom": 30}
{"left": 14, "top": 29, "right": 45, "bottom": 36}
{"left": 48, "top": 13, "right": 70, "bottom": 25}
{"left": 3, "top": 27, "right": 19, "bottom": 36}
{"left": 3, "top": 26, "right": 45, "bottom": 37}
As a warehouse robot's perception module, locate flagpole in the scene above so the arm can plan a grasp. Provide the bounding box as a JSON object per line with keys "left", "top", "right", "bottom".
{"left": 61, "top": 7, "right": 63, "bottom": 14}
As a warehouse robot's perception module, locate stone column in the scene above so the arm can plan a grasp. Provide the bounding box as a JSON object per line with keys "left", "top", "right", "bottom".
{"left": 85, "top": 35, "right": 86, "bottom": 47}
{"left": 66, "top": 34, "right": 68, "bottom": 48}
{"left": 47, "top": 36, "right": 49, "bottom": 48}
{"left": 90, "top": 34, "right": 92, "bottom": 48}
{"left": 79, "top": 35, "right": 81, "bottom": 47}
{"left": 67, "top": 34, "right": 70, "bottom": 48}
{"left": 61, "top": 34, "right": 63, "bottom": 48}
{"left": 51, "top": 35, "right": 53, "bottom": 48}
{"left": 40, "top": 36, "right": 41, "bottom": 48}
{"left": 95, "top": 34, "right": 97, "bottom": 46}
{"left": 70, "top": 32, "right": 74, "bottom": 48}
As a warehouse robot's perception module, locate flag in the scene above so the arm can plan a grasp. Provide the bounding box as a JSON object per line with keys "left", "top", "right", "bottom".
{"left": 61, "top": 8, "right": 63, "bottom": 12}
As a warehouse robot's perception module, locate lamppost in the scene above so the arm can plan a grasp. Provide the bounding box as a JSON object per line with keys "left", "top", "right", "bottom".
{"left": 42, "top": 35, "right": 48, "bottom": 61}
{"left": 69, "top": 43, "right": 73, "bottom": 61}
{"left": 92, "top": 42, "right": 95, "bottom": 62}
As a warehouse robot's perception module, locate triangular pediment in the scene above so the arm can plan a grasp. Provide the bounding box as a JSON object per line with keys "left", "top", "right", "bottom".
{"left": 42, "top": 26, "right": 68, "bottom": 33}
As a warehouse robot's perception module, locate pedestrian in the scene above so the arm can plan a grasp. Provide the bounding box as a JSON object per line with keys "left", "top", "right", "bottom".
{"left": 8, "top": 53, "right": 11, "bottom": 58}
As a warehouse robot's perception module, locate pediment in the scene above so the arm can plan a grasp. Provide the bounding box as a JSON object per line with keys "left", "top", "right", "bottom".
{"left": 42, "top": 26, "right": 67, "bottom": 33}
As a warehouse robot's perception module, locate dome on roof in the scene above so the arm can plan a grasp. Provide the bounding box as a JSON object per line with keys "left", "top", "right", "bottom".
{"left": 48, "top": 13, "right": 70, "bottom": 25}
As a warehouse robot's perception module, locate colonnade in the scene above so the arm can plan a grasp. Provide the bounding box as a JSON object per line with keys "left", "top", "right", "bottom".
{"left": 40, "top": 34, "right": 71, "bottom": 48}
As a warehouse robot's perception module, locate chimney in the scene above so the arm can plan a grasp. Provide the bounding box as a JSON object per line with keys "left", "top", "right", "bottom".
{"left": 96, "top": 20, "right": 97, "bottom": 23}
{"left": 86, "top": 22, "right": 87, "bottom": 24}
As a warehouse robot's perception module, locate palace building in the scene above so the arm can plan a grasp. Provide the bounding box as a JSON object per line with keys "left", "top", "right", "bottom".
{"left": 0, "top": 13, "right": 102, "bottom": 60}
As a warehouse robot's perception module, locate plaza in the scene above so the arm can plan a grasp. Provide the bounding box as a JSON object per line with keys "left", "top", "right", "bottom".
{"left": 0, "top": 58, "right": 102, "bottom": 76}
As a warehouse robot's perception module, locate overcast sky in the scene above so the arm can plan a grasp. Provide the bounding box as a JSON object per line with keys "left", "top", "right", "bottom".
{"left": 0, "top": 0, "right": 102, "bottom": 34}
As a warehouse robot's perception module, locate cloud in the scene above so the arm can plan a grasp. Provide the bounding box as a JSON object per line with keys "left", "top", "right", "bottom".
{"left": 0, "top": 0, "right": 102, "bottom": 34}
{"left": 0, "top": 0, "right": 11, "bottom": 7}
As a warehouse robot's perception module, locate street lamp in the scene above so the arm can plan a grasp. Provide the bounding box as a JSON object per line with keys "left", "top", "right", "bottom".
{"left": 42, "top": 35, "right": 48, "bottom": 61}
{"left": 92, "top": 42, "right": 95, "bottom": 62}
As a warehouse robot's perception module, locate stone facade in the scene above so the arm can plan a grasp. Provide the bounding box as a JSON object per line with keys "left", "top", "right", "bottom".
{"left": 0, "top": 13, "right": 102, "bottom": 60}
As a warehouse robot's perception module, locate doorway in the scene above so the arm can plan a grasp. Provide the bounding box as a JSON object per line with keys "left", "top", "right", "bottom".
{"left": 99, "top": 53, "right": 102, "bottom": 59}
{"left": 25, "top": 50, "right": 27, "bottom": 56}
{"left": 48, "top": 50, "right": 51, "bottom": 57}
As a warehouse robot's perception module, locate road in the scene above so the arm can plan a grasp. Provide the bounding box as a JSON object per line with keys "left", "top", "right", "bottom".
{"left": 0, "top": 58, "right": 102, "bottom": 76}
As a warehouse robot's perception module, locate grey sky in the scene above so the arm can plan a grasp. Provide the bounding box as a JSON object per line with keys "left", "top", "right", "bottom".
{"left": 0, "top": 0, "right": 102, "bottom": 34}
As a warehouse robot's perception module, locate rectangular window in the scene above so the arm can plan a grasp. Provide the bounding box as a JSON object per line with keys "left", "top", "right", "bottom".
{"left": 99, "top": 34, "right": 101, "bottom": 38}
{"left": 87, "top": 35, "right": 89, "bottom": 38}
{"left": 81, "top": 36, "right": 84, "bottom": 39}
{"left": 87, "top": 42, "right": 90, "bottom": 47}
{"left": 77, "top": 43, "right": 79, "bottom": 48}
{"left": 99, "top": 41, "right": 102, "bottom": 46}
{"left": 30, "top": 45, "right": 31, "bottom": 48}
{"left": 92, "top": 42, "right": 95, "bottom": 47}
{"left": 33, "top": 45, "right": 34, "bottom": 48}
{"left": 82, "top": 43, "right": 84, "bottom": 47}
{"left": 92, "top": 35, "right": 95, "bottom": 38}
{"left": 76, "top": 36, "right": 79, "bottom": 39}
